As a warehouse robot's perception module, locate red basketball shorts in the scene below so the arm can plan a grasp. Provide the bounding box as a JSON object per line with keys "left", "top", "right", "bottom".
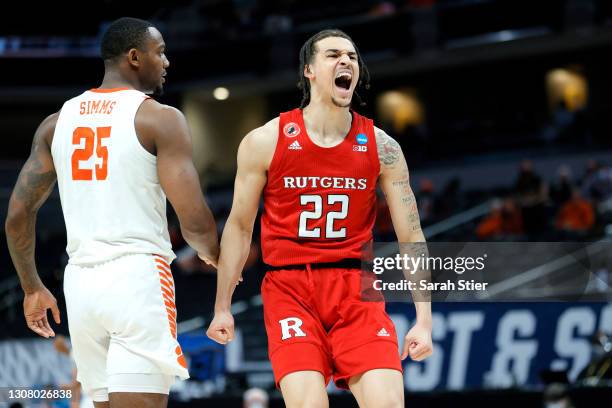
{"left": 261, "top": 265, "right": 402, "bottom": 389}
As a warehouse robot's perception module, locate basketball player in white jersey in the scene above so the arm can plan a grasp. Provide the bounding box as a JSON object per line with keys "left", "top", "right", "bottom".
{"left": 5, "top": 17, "right": 219, "bottom": 408}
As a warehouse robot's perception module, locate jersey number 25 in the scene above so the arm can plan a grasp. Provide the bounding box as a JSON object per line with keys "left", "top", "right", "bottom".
{"left": 71, "top": 126, "right": 110, "bottom": 181}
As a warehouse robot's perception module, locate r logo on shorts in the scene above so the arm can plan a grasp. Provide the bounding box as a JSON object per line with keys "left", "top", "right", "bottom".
{"left": 279, "top": 317, "right": 306, "bottom": 340}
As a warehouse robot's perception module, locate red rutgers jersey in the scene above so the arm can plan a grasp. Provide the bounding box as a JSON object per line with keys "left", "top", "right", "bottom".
{"left": 261, "top": 108, "right": 380, "bottom": 266}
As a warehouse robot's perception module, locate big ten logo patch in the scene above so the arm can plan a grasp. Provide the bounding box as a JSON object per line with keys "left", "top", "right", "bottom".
{"left": 279, "top": 317, "right": 306, "bottom": 340}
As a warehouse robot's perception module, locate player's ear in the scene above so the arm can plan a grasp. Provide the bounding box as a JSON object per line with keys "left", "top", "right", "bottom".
{"left": 127, "top": 48, "right": 140, "bottom": 68}
{"left": 304, "top": 64, "right": 314, "bottom": 80}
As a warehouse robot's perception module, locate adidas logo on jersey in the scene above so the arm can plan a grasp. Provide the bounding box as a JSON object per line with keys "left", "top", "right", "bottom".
{"left": 377, "top": 328, "right": 390, "bottom": 337}
{"left": 288, "top": 140, "right": 302, "bottom": 150}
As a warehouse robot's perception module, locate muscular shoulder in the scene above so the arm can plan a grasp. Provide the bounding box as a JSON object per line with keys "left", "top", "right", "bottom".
{"left": 38, "top": 111, "right": 60, "bottom": 146}
{"left": 136, "top": 99, "right": 187, "bottom": 135}
{"left": 239, "top": 117, "right": 279, "bottom": 170}
{"left": 374, "top": 126, "right": 403, "bottom": 172}
{"left": 243, "top": 116, "right": 279, "bottom": 147}
{"left": 135, "top": 99, "right": 189, "bottom": 153}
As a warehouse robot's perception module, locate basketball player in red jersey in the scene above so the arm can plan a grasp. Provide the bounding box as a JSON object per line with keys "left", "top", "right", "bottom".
{"left": 6, "top": 18, "right": 218, "bottom": 408}
{"left": 207, "top": 29, "right": 432, "bottom": 407}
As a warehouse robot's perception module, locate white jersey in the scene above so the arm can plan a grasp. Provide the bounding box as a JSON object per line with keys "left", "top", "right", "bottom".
{"left": 52, "top": 88, "right": 175, "bottom": 265}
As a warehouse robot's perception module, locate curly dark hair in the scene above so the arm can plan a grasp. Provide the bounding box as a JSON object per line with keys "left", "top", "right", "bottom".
{"left": 101, "top": 17, "right": 154, "bottom": 61}
{"left": 297, "top": 29, "right": 370, "bottom": 108}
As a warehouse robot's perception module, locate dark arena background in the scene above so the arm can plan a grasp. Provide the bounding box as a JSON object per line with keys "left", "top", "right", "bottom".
{"left": 2, "top": 1, "right": 612, "bottom": 407}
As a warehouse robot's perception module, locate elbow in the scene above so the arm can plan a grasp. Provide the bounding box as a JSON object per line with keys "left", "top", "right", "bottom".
{"left": 397, "top": 229, "right": 426, "bottom": 243}
{"left": 4, "top": 217, "right": 16, "bottom": 238}
{"left": 5, "top": 211, "right": 27, "bottom": 239}
{"left": 228, "top": 215, "right": 254, "bottom": 238}
{"left": 178, "top": 212, "right": 218, "bottom": 240}
{"left": 181, "top": 223, "right": 216, "bottom": 243}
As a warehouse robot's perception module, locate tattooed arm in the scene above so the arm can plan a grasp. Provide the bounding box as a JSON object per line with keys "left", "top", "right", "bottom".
{"left": 376, "top": 126, "right": 432, "bottom": 362}
{"left": 5, "top": 112, "right": 61, "bottom": 338}
{"left": 376, "top": 127, "right": 425, "bottom": 242}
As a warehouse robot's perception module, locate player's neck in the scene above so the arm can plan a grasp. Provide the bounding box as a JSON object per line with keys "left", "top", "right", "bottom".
{"left": 98, "top": 70, "right": 138, "bottom": 91}
{"left": 302, "top": 102, "right": 352, "bottom": 141}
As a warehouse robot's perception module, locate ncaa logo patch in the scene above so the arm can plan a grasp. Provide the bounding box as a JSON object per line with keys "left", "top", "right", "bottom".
{"left": 356, "top": 133, "right": 368, "bottom": 145}
{"left": 283, "top": 122, "right": 301, "bottom": 138}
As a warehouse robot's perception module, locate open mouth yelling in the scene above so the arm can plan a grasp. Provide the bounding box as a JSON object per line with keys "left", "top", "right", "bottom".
{"left": 334, "top": 71, "right": 353, "bottom": 96}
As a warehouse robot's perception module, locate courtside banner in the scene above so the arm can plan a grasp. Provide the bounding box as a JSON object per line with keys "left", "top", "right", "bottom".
{"left": 0, "top": 339, "right": 72, "bottom": 388}
{"left": 389, "top": 302, "right": 612, "bottom": 390}
{"left": 361, "top": 242, "right": 612, "bottom": 302}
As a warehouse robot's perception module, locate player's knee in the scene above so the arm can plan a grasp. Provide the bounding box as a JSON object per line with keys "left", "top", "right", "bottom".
{"left": 367, "top": 392, "right": 403, "bottom": 408}
{"left": 290, "top": 399, "right": 328, "bottom": 408}
{"left": 284, "top": 392, "right": 328, "bottom": 408}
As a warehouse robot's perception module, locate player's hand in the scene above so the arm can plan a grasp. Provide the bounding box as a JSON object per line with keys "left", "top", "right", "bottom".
{"left": 401, "top": 322, "right": 433, "bottom": 361}
{"left": 198, "top": 253, "right": 218, "bottom": 268}
{"left": 206, "top": 310, "right": 235, "bottom": 345}
{"left": 23, "top": 286, "right": 61, "bottom": 338}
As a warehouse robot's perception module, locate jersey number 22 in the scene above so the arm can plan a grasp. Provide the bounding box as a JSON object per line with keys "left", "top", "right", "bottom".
{"left": 298, "top": 194, "right": 348, "bottom": 238}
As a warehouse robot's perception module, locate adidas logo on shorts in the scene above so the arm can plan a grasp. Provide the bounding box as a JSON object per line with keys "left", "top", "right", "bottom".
{"left": 288, "top": 140, "right": 302, "bottom": 150}
{"left": 377, "top": 328, "right": 390, "bottom": 337}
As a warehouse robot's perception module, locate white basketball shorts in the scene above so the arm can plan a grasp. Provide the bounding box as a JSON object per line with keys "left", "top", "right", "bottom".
{"left": 64, "top": 254, "right": 189, "bottom": 401}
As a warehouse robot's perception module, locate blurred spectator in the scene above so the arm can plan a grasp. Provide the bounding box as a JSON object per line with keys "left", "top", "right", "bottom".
{"left": 576, "top": 330, "right": 612, "bottom": 385}
{"left": 554, "top": 189, "right": 594, "bottom": 233}
{"left": 582, "top": 163, "right": 612, "bottom": 202}
{"left": 515, "top": 160, "right": 546, "bottom": 198}
{"left": 514, "top": 160, "right": 548, "bottom": 238}
{"left": 550, "top": 165, "right": 574, "bottom": 207}
{"left": 542, "top": 383, "right": 575, "bottom": 408}
{"left": 243, "top": 387, "right": 269, "bottom": 408}
{"left": 541, "top": 100, "right": 575, "bottom": 143}
{"left": 476, "top": 198, "right": 523, "bottom": 239}
{"left": 580, "top": 159, "right": 600, "bottom": 185}
{"left": 434, "top": 177, "right": 462, "bottom": 219}
{"left": 53, "top": 334, "right": 71, "bottom": 355}
{"left": 368, "top": 1, "right": 396, "bottom": 17}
